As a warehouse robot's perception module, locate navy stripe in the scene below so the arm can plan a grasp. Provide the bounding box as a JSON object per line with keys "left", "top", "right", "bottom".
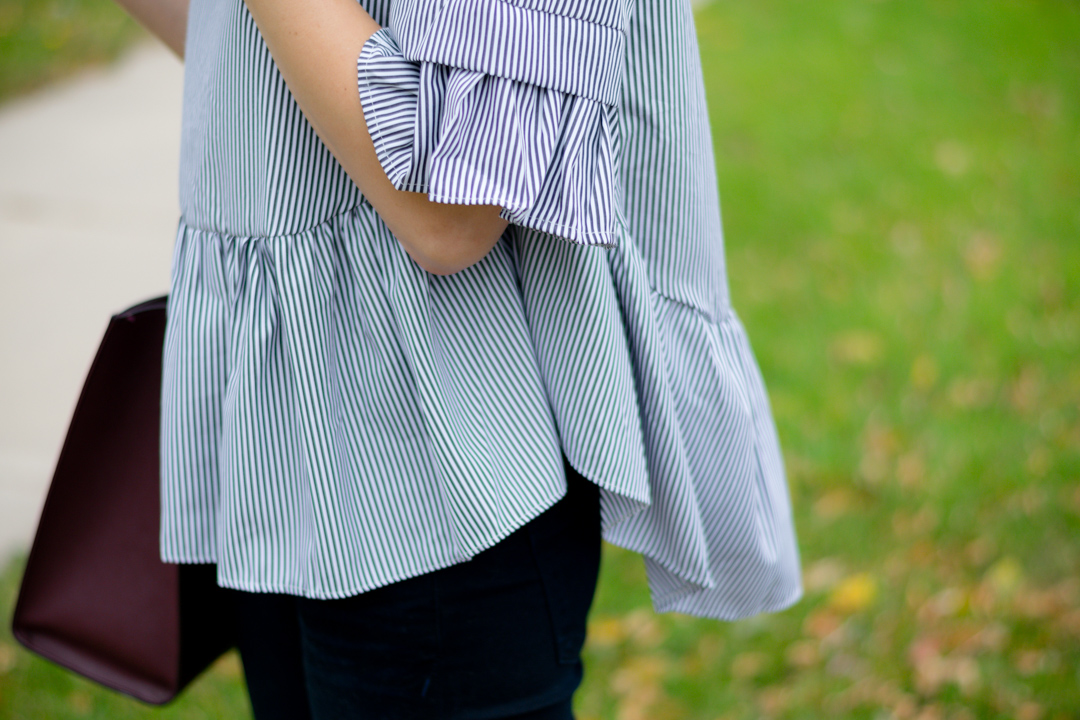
{"left": 161, "top": 0, "right": 803, "bottom": 620}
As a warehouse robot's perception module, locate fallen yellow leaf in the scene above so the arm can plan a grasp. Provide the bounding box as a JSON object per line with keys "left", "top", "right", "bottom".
{"left": 829, "top": 572, "right": 878, "bottom": 613}
{"left": 985, "top": 556, "right": 1023, "bottom": 596}
{"left": 587, "top": 616, "right": 625, "bottom": 648}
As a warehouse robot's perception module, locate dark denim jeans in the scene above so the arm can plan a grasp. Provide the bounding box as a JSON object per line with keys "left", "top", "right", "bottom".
{"left": 231, "top": 460, "right": 601, "bottom": 720}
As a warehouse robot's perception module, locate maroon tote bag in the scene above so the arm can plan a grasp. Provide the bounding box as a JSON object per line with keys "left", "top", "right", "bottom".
{"left": 11, "top": 296, "right": 235, "bottom": 704}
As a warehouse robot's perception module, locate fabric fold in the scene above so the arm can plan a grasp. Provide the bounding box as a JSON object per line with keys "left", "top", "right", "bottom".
{"left": 163, "top": 210, "right": 573, "bottom": 598}
{"left": 512, "top": 224, "right": 802, "bottom": 618}
{"left": 358, "top": 28, "right": 619, "bottom": 247}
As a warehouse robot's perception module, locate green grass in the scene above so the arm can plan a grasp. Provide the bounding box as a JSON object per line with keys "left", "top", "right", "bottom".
{"left": 0, "top": 0, "right": 143, "bottom": 101}
{"left": 3, "top": 0, "right": 1080, "bottom": 718}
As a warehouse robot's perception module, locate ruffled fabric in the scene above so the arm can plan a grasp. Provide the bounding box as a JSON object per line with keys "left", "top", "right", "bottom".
{"left": 162, "top": 209, "right": 802, "bottom": 618}
{"left": 161, "top": 209, "right": 573, "bottom": 597}
{"left": 158, "top": 2, "right": 802, "bottom": 620}
{"left": 357, "top": 29, "right": 619, "bottom": 247}
{"left": 349, "top": 29, "right": 804, "bottom": 618}
{"left": 513, "top": 228, "right": 802, "bottom": 615}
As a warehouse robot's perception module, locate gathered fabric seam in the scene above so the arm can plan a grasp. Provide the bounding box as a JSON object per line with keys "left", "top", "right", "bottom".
{"left": 176, "top": 205, "right": 367, "bottom": 243}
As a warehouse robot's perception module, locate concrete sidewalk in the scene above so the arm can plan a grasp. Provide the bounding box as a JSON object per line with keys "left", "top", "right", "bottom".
{"left": 0, "top": 42, "right": 184, "bottom": 562}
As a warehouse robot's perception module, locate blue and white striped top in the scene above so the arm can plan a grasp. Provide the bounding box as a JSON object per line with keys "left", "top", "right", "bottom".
{"left": 160, "top": 0, "right": 804, "bottom": 620}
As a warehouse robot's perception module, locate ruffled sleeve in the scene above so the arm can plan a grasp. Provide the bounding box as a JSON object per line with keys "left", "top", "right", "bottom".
{"left": 357, "top": 27, "right": 619, "bottom": 247}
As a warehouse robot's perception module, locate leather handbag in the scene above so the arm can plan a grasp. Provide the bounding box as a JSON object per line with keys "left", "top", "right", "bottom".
{"left": 11, "top": 296, "right": 235, "bottom": 705}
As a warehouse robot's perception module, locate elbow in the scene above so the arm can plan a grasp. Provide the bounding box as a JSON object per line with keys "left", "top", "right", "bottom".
{"left": 403, "top": 215, "right": 509, "bottom": 276}
{"left": 415, "top": 256, "right": 474, "bottom": 276}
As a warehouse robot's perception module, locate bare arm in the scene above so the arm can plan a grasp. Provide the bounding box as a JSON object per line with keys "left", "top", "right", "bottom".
{"left": 244, "top": 0, "right": 508, "bottom": 276}
{"left": 112, "top": 0, "right": 188, "bottom": 58}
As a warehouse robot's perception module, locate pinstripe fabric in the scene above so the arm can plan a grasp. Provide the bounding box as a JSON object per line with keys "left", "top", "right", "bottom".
{"left": 161, "top": 0, "right": 803, "bottom": 620}
{"left": 388, "top": 0, "right": 626, "bottom": 104}
{"left": 358, "top": 30, "right": 618, "bottom": 246}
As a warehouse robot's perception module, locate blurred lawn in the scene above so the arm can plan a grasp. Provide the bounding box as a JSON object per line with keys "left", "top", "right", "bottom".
{"left": 0, "top": 0, "right": 142, "bottom": 100}
{"left": 3, "top": 0, "right": 1079, "bottom": 718}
